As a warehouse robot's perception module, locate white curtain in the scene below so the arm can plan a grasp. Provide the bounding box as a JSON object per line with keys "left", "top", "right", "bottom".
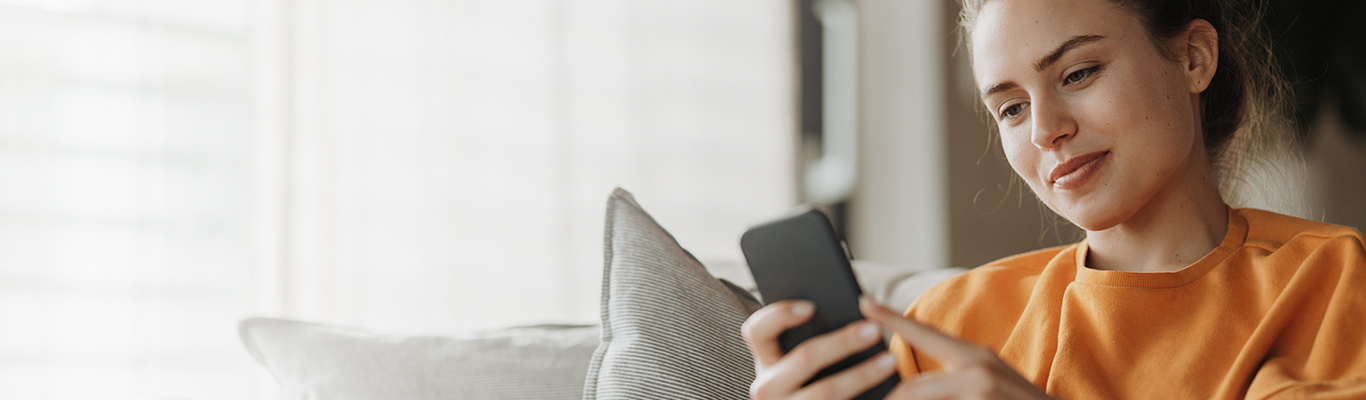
{"left": 0, "top": 0, "right": 255, "bottom": 398}
{"left": 0, "top": 0, "right": 794, "bottom": 398}
{"left": 253, "top": 0, "right": 796, "bottom": 334}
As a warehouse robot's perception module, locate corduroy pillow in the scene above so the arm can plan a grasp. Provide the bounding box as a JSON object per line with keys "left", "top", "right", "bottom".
{"left": 582, "top": 188, "right": 762, "bottom": 400}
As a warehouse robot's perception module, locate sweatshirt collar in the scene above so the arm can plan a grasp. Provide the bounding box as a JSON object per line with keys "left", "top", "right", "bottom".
{"left": 1073, "top": 206, "right": 1247, "bottom": 288}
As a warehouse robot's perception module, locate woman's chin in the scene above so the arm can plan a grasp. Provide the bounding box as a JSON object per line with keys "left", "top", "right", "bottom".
{"left": 1050, "top": 199, "right": 1132, "bottom": 233}
{"left": 1070, "top": 217, "right": 1122, "bottom": 233}
{"left": 1036, "top": 177, "right": 1148, "bottom": 234}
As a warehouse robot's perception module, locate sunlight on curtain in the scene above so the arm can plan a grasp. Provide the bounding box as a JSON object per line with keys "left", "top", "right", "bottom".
{"left": 256, "top": 0, "right": 796, "bottom": 334}
{"left": 0, "top": 0, "right": 793, "bottom": 398}
{"left": 0, "top": 0, "right": 254, "bottom": 399}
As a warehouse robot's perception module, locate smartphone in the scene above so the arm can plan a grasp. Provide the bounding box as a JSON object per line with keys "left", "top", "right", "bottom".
{"left": 740, "top": 208, "right": 899, "bottom": 399}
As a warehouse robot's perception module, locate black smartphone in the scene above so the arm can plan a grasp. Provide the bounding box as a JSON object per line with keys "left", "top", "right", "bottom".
{"left": 740, "top": 208, "right": 899, "bottom": 399}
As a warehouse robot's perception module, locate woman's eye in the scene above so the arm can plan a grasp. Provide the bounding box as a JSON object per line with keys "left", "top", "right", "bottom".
{"left": 1000, "top": 102, "right": 1027, "bottom": 119}
{"left": 1064, "top": 66, "right": 1099, "bottom": 85}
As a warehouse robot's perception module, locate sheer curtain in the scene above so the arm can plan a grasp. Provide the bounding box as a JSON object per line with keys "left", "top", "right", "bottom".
{"left": 253, "top": 0, "right": 796, "bottom": 334}
{"left": 0, "top": 0, "right": 255, "bottom": 398}
{"left": 0, "top": 0, "right": 793, "bottom": 398}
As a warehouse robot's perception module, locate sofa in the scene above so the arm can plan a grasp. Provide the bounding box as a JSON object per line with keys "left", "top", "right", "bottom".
{"left": 240, "top": 188, "right": 966, "bottom": 399}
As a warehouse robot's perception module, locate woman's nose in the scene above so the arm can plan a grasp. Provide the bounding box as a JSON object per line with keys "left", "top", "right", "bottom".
{"left": 1029, "top": 95, "right": 1077, "bottom": 150}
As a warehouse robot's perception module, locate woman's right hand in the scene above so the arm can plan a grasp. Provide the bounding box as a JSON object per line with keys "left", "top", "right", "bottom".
{"left": 740, "top": 300, "right": 899, "bottom": 400}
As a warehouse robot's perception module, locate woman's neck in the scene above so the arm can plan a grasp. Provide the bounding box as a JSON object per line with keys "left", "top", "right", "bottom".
{"left": 1084, "top": 161, "right": 1228, "bottom": 273}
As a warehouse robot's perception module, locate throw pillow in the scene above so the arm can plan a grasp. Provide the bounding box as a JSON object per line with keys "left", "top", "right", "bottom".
{"left": 240, "top": 318, "right": 599, "bottom": 400}
{"left": 582, "top": 188, "right": 762, "bottom": 400}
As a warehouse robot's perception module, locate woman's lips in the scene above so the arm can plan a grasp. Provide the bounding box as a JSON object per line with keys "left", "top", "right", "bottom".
{"left": 1049, "top": 151, "right": 1109, "bottom": 190}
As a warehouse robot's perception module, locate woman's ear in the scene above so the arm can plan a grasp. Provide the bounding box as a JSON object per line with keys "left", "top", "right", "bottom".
{"left": 1183, "top": 19, "right": 1219, "bottom": 94}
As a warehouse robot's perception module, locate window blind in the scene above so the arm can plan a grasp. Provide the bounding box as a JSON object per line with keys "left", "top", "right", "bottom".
{"left": 0, "top": 0, "right": 795, "bottom": 398}
{"left": 0, "top": 1, "right": 254, "bottom": 398}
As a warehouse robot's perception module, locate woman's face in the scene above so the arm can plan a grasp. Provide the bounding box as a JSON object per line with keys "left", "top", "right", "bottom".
{"left": 972, "top": 0, "right": 1208, "bottom": 231}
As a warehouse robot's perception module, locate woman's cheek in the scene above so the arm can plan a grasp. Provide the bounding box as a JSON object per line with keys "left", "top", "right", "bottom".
{"left": 1000, "top": 128, "right": 1047, "bottom": 192}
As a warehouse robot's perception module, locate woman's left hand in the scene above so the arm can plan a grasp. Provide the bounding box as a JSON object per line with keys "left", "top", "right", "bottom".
{"left": 858, "top": 298, "right": 1057, "bottom": 400}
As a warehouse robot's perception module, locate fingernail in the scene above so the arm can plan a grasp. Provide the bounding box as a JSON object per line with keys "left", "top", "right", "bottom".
{"left": 791, "top": 301, "right": 814, "bottom": 317}
{"left": 859, "top": 322, "right": 880, "bottom": 340}
{"left": 875, "top": 353, "right": 896, "bottom": 370}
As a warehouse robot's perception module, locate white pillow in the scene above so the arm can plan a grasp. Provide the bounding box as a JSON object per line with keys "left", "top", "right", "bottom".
{"left": 240, "top": 318, "right": 598, "bottom": 400}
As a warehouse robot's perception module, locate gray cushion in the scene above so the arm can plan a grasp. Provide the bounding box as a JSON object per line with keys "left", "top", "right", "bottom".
{"left": 582, "top": 188, "right": 762, "bottom": 400}
{"left": 240, "top": 318, "right": 599, "bottom": 400}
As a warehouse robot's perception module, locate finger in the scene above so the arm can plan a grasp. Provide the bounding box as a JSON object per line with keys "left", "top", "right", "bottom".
{"left": 761, "top": 320, "right": 885, "bottom": 392}
{"left": 742, "top": 300, "right": 816, "bottom": 366}
{"left": 859, "top": 297, "right": 984, "bottom": 368}
{"left": 886, "top": 369, "right": 979, "bottom": 400}
{"left": 793, "top": 352, "right": 897, "bottom": 400}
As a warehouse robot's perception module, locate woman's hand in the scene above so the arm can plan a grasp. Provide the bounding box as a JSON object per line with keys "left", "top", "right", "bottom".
{"left": 859, "top": 298, "right": 1056, "bottom": 400}
{"left": 740, "top": 298, "right": 1056, "bottom": 400}
{"left": 741, "top": 300, "right": 900, "bottom": 400}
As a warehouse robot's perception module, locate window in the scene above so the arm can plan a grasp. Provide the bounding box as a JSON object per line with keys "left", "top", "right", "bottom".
{"left": 1, "top": 0, "right": 794, "bottom": 397}
{"left": 0, "top": 0, "right": 253, "bottom": 398}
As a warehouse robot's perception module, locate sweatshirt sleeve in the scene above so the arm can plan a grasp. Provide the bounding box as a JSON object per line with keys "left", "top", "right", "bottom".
{"left": 890, "top": 299, "right": 929, "bottom": 380}
{"left": 1247, "top": 234, "right": 1366, "bottom": 399}
{"left": 889, "top": 332, "right": 921, "bottom": 379}
{"left": 890, "top": 282, "right": 956, "bottom": 379}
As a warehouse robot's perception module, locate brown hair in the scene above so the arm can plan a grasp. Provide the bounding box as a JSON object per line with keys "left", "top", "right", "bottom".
{"left": 960, "top": 0, "right": 1304, "bottom": 213}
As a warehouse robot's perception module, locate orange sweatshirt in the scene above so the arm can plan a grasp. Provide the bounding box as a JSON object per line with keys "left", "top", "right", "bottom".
{"left": 891, "top": 208, "right": 1366, "bottom": 399}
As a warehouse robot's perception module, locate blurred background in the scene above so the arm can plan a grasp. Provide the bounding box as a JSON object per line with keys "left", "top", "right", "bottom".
{"left": 0, "top": 0, "right": 1359, "bottom": 398}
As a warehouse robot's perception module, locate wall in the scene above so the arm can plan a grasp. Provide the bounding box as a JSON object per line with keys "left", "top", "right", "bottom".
{"left": 846, "top": 0, "right": 948, "bottom": 272}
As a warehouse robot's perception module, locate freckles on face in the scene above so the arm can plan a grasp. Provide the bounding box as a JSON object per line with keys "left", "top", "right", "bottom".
{"left": 972, "top": 0, "right": 1202, "bottom": 231}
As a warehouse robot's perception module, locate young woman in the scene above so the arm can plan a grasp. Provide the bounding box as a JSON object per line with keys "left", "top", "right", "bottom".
{"left": 741, "top": 0, "right": 1366, "bottom": 398}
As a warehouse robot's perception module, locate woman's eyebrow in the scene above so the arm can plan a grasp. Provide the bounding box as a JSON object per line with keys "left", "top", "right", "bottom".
{"left": 980, "top": 34, "right": 1106, "bottom": 100}
{"left": 1033, "top": 34, "right": 1106, "bottom": 71}
{"left": 983, "top": 82, "right": 1018, "bottom": 98}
